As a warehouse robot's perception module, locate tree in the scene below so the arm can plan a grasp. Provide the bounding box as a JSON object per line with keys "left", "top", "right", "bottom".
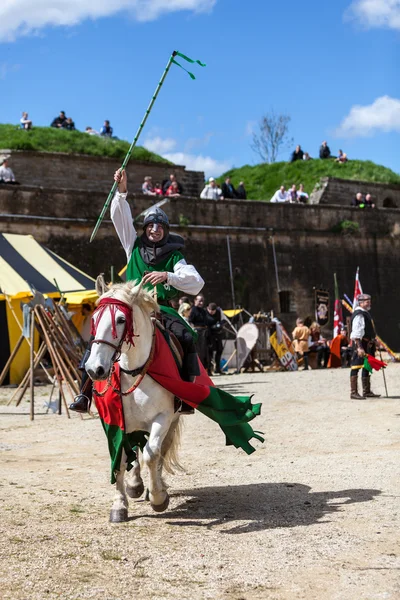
{"left": 251, "top": 111, "right": 293, "bottom": 163}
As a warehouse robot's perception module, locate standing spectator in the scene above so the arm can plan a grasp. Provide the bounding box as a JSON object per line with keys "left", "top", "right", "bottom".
{"left": 162, "top": 173, "right": 183, "bottom": 195}
{"left": 142, "top": 176, "right": 156, "bottom": 195}
{"left": 221, "top": 177, "right": 237, "bottom": 199}
{"left": 51, "top": 111, "right": 67, "bottom": 128}
{"left": 351, "top": 192, "right": 365, "bottom": 208}
{"left": 270, "top": 186, "right": 289, "bottom": 203}
{"left": 319, "top": 140, "right": 331, "bottom": 159}
{"left": 85, "top": 126, "right": 99, "bottom": 136}
{"left": 20, "top": 112, "right": 32, "bottom": 130}
{"left": 65, "top": 117, "right": 76, "bottom": 131}
{"left": 335, "top": 149, "right": 348, "bottom": 163}
{"left": 288, "top": 184, "right": 298, "bottom": 203}
{"left": 364, "top": 193, "right": 376, "bottom": 208}
{"left": 206, "top": 302, "right": 224, "bottom": 375}
{"left": 100, "top": 120, "right": 113, "bottom": 137}
{"left": 309, "top": 322, "right": 330, "bottom": 368}
{"left": 189, "top": 294, "right": 209, "bottom": 371}
{"left": 292, "top": 318, "right": 310, "bottom": 370}
{"left": 179, "top": 295, "right": 191, "bottom": 306}
{"left": 165, "top": 181, "right": 181, "bottom": 197}
{"left": 303, "top": 152, "right": 312, "bottom": 161}
{"left": 340, "top": 328, "right": 352, "bottom": 368}
{"left": 0, "top": 157, "right": 18, "bottom": 184}
{"left": 178, "top": 302, "right": 192, "bottom": 324}
{"left": 290, "top": 145, "right": 304, "bottom": 162}
{"left": 297, "top": 183, "right": 309, "bottom": 204}
{"left": 200, "top": 177, "right": 224, "bottom": 200}
{"left": 236, "top": 181, "right": 247, "bottom": 199}
{"left": 153, "top": 181, "right": 163, "bottom": 196}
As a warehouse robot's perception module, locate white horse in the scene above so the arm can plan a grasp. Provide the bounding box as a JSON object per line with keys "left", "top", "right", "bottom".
{"left": 86, "top": 281, "right": 182, "bottom": 523}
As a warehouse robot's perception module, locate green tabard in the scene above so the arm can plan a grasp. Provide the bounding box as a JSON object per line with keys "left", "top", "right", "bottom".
{"left": 126, "top": 241, "right": 184, "bottom": 303}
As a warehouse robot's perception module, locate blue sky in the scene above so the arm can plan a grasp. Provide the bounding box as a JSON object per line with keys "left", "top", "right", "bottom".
{"left": 1, "top": 0, "right": 399, "bottom": 177}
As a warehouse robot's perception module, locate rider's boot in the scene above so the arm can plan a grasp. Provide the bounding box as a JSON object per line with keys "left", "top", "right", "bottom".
{"left": 69, "top": 370, "right": 93, "bottom": 413}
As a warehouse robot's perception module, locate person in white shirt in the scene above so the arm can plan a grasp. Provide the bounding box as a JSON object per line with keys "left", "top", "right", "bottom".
{"left": 0, "top": 158, "right": 17, "bottom": 184}
{"left": 297, "top": 183, "right": 309, "bottom": 204}
{"left": 349, "top": 293, "right": 380, "bottom": 399}
{"left": 200, "top": 177, "right": 224, "bottom": 200}
{"left": 20, "top": 112, "right": 32, "bottom": 130}
{"left": 270, "top": 186, "right": 289, "bottom": 203}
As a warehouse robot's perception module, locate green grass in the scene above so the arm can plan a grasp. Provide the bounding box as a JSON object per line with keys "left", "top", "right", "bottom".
{"left": 0, "top": 123, "right": 172, "bottom": 164}
{"left": 222, "top": 158, "right": 400, "bottom": 201}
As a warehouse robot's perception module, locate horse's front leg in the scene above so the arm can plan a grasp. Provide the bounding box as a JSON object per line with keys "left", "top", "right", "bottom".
{"left": 126, "top": 457, "right": 144, "bottom": 499}
{"left": 109, "top": 449, "right": 129, "bottom": 523}
{"left": 142, "top": 414, "right": 172, "bottom": 512}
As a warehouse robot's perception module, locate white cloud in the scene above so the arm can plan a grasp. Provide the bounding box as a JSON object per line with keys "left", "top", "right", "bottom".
{"left": 163, "top": 152, "right": 231, "bottom": 177}
{"left": 143, "top": 136, "right": 177, "bottom": 154}
{"left": 335, "top": 96, "right": 400, "bottom": 137}
{"left": 0, "top": 62, "right": 21, "bottom": 79}
{"left": 0, "top": 0, "right": 217, "bottom": 42}
{"left": 346, "top": 0, "right": 400, "bottom": 30}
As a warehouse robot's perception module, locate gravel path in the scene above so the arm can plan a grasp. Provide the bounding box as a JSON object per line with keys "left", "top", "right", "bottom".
{"left": 0, "top": 365, "right": 399, "bottom": 600}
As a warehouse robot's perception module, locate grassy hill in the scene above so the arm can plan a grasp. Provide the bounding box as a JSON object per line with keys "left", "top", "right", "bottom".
{"left": 222, "top": 159, "right": 400, "bottom": 201}
{"left": 0, "top": 124, "right": 171, "bottom": 164}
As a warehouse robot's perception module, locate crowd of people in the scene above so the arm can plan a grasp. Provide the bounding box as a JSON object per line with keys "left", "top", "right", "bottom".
{"left": 200, "top": 176, "right": 247, "bottom": 200}
{"left": 290, "top": 141, "right": 348, "bottom": 163}
{"left": 141, "top": 173, "right": 184, "bottom": 197}
{"left": 17, "top": 110, "right": 115, "bottom": 138}
{"left": 270, "top": 183, "right": 309, "bottom": 203}
{"left": 292, "top": 318, "right": 351, "bottom": 370}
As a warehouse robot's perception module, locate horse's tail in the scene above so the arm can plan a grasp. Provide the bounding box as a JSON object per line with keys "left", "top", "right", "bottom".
{"left": 161, "top": 416, "right": 184, "bottom": 475}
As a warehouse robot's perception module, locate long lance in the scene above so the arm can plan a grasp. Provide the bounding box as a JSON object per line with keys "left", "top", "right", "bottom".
{"left": 90, "top": 51, "right": 178, "bottom": 243}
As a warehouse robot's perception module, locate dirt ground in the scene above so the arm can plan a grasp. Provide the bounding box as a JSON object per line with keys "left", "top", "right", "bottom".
{"left": 0, "top": 365, "right": 399, "bottom": 600}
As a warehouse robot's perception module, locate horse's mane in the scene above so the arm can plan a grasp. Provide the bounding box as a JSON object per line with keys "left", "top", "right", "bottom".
{"left": 99, "top": 281, "right": 159, "bottom": 315}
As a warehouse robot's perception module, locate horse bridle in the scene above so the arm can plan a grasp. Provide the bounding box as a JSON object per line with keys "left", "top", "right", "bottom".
{"left": 90, "top": 337, "right": 123, "bottom": 363}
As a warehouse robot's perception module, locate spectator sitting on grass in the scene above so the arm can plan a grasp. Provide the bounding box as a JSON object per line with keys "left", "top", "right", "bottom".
{"left": 200, "top": 177, "right": 224, "bottom": 200}
{"left": 335, "top": 149, "right": 348, "bottom": 163}
{"left": 85, "top": 126, "right": 99, "bottom": 136}
{"left": 236, "top": 181, "right": 247, "bottom": 199}
{"left": 162, "top": 173, "right": 183, "bottom": 195}
{"left": 319, "top": 140, "right": 331, "bottom": 159}
{"left": 297, "top": 183, "right": 309, "bottom": 204}
{"left": 65, "top": 117, "right": 76, "bottom": 131}
{"left": 20, "top": 112, "right": 32, "bottom": 130}
{"left": 51, "top": 111, "right": 67, "bottom": 128}
{"left": 288, "top": 184, "right": 298, "bottom": 203}
{"left": 303, "top": 152, "right": 312, "bottom": 161}
{"left": 290, "top": 145, "right": 304, "bottom": 162}
{"left": 100, "top": 120, "right": 113, "bottom": 137}
{"left": 142, "top": 176, "right": 156, "bottom": 195}
{"left": 0, "top": 157, "right": 18, "bottom": 184}
{"left": 221, "top": 176, "right": 237, "bottom": 199}
{"left": 270, "top": 185, "right": 289, "bottom": 203}
{"left": 165, "top": 180, "right": 181, "bottom": 198}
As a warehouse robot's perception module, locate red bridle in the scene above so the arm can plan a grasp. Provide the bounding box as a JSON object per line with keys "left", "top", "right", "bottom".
{"left": 90, "top": 298, "right": 138, "bottom": 359}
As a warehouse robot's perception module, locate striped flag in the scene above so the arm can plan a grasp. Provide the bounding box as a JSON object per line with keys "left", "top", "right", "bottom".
{"left": 353, "top": 266, "right": 363, "bottom": 307}
{"left": 333, "top": 273, "right": 344, "bottom": 337}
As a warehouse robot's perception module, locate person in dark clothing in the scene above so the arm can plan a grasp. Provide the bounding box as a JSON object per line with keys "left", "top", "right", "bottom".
{"left": 349, "top": 293, "right": 380, "bottom": 399}
{"left": 221, "top": 177, "right": 237, "bottom": 199}
{"left": 189, "top": 295, "right": 209, "bottom": 371}
{"left": 51, "top": 111, "right": 67, "bottom": 128}
{"left": 290, "top": 145, "right": 304, "bottom": 162}
{"left": 236, "top": 181, "right": 247, "bottom": 199}
{"left": 65, "top": 117, "right": 76, "bottom": 131}
{"left": 319, "top": 141, "right": 331, "bottom": 159}
{"left": 339, "top": 328, "right": 352, "bottom": 368}
{"left": 100, "top": 120, "right": 113, "bottom": 137}
{"left": 162, "top": 174, "right": 183, "bottom": 195}
{"left": 351, "top": 192, "right": 365, "bottom": 207}
{"left": 206, "top": 302, "right": 224, "bottom": 375}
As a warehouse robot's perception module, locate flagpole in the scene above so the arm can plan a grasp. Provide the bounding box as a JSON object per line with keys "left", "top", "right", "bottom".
{"left": 90, "top": 51, "right": 178, "bottom": 243}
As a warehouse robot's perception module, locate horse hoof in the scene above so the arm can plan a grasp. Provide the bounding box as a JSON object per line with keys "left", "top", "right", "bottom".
{"left": 151, "top": 494, "right": 169, "bottom": 513}
{"left": 109, "top": 508, "right": 128, "bottom": 523}
{"left": 126, "top": 482, "right": 144, "bottom": 499}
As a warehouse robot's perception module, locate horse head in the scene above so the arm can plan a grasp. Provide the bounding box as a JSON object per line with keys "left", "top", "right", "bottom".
{"left": 86, "top": 280, "right": 159, "bottom": 381}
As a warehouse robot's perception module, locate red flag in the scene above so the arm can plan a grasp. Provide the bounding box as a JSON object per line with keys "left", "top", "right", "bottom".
{"left": 333, "top": 273, "right": 343, "bottom": 337}
{"left": 367, "top": 355, "right": 387, "bottom": 371}
{"left": 353, "top": 266, "right": 363, "bottom": 307}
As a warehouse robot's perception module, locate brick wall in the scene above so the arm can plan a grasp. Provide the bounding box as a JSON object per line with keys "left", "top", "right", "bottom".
{"left": 1, "top": 183, "right": 400, "bottom": 349}
{"left": 313, "top": 177, "right": 400, "bottom": 208}
{"left": 0, "top": 150, "right": 205, "bottom": 197}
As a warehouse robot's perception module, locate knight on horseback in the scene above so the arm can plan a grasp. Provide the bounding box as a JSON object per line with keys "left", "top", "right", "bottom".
{"left": 69, "top": 168, "right": 204, "bottom": 413}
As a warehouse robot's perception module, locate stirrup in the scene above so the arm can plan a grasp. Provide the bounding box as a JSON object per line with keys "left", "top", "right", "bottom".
{"left": 69, "top": 394, "right": 91, "bottom": 413}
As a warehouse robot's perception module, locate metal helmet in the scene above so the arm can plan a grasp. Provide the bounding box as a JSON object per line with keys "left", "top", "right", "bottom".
{"left": 142, "top": 206, "right": 170, "bottom": 230}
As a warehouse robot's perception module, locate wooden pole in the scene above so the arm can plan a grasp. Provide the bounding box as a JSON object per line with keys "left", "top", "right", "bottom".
{"left": 13, "top": 343, "right": 47, "bottom": 407}
{"left": 0, "top": 333, "right": 25, "bottom": 386}
{"left": 29, "top": 310, "right": 35, "bottom": 421}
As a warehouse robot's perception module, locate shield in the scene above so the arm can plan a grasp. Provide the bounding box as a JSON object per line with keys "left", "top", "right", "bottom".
{"left": 236, "top": 323, "right": 259, "bottom": 369}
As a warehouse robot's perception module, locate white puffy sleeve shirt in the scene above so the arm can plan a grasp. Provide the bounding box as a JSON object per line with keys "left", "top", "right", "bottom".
{"left": 110, "top": 191, "right": 204, "bottom": 296}
{"left": 350, "top": 308, "right": 366, "bottom": 340}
